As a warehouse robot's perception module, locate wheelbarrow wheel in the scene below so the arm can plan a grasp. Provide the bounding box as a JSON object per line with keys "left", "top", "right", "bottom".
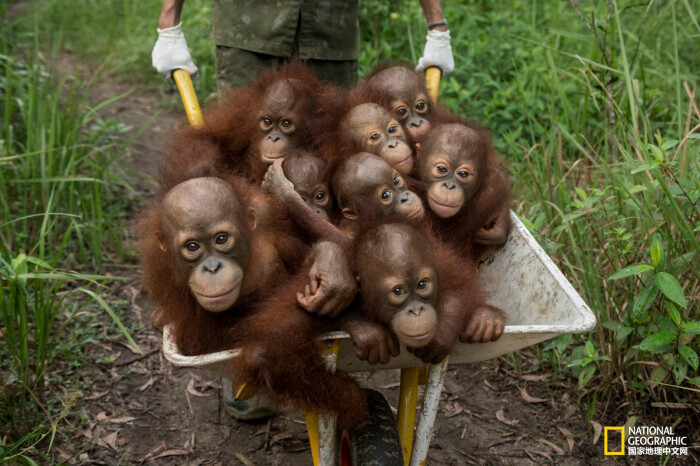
{"left": 337, "top": 389, "right": 403, "bottom": 466}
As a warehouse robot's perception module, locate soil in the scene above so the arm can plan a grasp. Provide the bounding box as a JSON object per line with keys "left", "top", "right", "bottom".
{"left": 46, "top": 53, "right": 697, "bottom": 466}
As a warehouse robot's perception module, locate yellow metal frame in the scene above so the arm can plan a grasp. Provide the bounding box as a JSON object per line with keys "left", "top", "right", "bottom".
{"left": 172, "top": 69, "right": 204, "bottom": 127}
{"left": 173, "top": 65, "right": 442, "bottom": 466}
{"left": 395, "top": 66, "right": 441, "bottom": 466}
{"left": 306, "top": 339, "right": 340, "bottom": 466}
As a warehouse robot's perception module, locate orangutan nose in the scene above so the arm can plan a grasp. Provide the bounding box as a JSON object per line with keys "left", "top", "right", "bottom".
{"left": 202, "top": 259, "right": 223, "bottom": 274}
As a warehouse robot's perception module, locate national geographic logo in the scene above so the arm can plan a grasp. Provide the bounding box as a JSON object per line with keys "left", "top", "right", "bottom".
{"left": 604, "top": 425, "right": 688, "bottom": 456}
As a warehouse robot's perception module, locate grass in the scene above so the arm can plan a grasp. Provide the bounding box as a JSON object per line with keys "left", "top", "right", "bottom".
{"left": 2, "top": 0, "right": 699, "bottom": 459}
{"left": 0, "top": 6, "right": 141, "bottom": 461}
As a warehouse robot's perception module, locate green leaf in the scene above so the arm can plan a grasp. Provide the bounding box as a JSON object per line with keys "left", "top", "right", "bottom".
{"left": 681, "top": 322, "right": 700, "bottom": 335}
{"left": 632, "top": 282, "right": 658, "bottom": 319}
{"left": 602, "top": 321, "right": 624, "bottom": 331}
{"left": 578, "top": 365, "right": 596, "bottom": 388}
{"left": 585, "top": 340, "right": 595, "bottom": 358}
{"left": 609, "top": 264, "right": 654, "bottom": 280}
{"left": 657, "top": 315, "right": 675, "bottom": 334}
{"left": 678, "top": 345, "right": 699, "bottom": 371}
{"left": 673, "top": 359, "right": 688, "bottom": 385}
{"left": 650, "top": 365, "right": 669, "bottom": 386}
{"left": 79, "top": 288, "right": 142, "bottom": 354}
{"left": 689, "top": 377, "right": 700, "bottom": 386}
{"left": 647, "top": 144, "right": 665, "bottom": 162}
{"left": 631, "top": 162, "right": 660, "bottom": 174}
{"left": 650, "top": 235, "right": 664, "bottom": 269}
{"left": 666, "top": 302, "right": 681, "bottom": 328}
{"left": 555, "top": 333, "right": 573, "bottom": 354}
{"left": 655, "top": 272, "right": 687, "bottom": 308}
{"left": 661, "top": 139, "right": 679, "bottom": 151}
{"left": 638, "top": 332, "right": 676, "bottom": 351}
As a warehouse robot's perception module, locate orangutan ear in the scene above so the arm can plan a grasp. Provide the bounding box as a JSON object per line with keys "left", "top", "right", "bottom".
{"left": 248, "top": 208, "right": 258, "bottom": 231}
{"left": 341, "top": 208, "right": 358, "bottom": 221}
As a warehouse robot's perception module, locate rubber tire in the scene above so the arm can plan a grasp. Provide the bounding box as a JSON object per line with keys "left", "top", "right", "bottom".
{"left": 338, "top": 389, "right": 403, "bottom": 466}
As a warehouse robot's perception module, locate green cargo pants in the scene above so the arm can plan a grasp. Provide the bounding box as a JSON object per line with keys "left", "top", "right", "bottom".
{"left": 215, "top": 45, "right": 358, "bottom": 94}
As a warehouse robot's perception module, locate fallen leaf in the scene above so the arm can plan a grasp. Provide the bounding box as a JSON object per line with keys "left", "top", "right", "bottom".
{"left": 444, "top": 401, "right": 463, "bottom": 418}
{"left": 526, "top": 448, "right": 553, "bottom": 462}
{"left": 108, "top": 416, "right": 137, "bottom": 424}
{"left": 85, "top": 391, "right": 109, "bottom": 401}
{"left": 118, "top": 341, "right": 143, "bottom": 355}
{"left": 496, "top": 409, "right": 518, "bottom": 426}
{"left": 378, "top": 382, "right": 400, "bottom": 389}
{"left": 269, "top": 432, "right": 293, "bottom": 447}
{"left": 519, "top": 387, "right": 547, "bottom": 403}
{"left": 102, "top": 431, "right": 119, "bottom": 451}
{"left": 234, "top": 452, "right": 256, "bottom": 466}
{"left": 138, "top": 377, "right": 156, "bottom": 392}
{"left": 96, "top": 411, "right": 108, "bottom": 422}
{"left": 139, "top": 442, "right": 167, "bottom": 462}
{"left": 483, "top": 379, "right": 496, "bottom": 391}
{"left": 557, "top": 427, "right": 575, "bottom": 452}
{"left": 561, "top": 393, "right": 570, "bottom": 403}
{"left": 519, "top": 374, "right": 545, "bottom": 382}
{"left": 539, "top": 438, "right": 565, "bottom": 455}
{"left": 563, "top": 405, "right": 577, "bottom": 420}
{"left": 150, "top": 449, "right": 190, "bottom": 460}
{"left": 187, "top": 378, "right": 212, "bottom": 397}
{"left": 591, "top": 421, "right": 602, "bottom": 445}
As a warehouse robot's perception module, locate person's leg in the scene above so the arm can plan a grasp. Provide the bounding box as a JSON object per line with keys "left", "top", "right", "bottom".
{"left": 215, "top": 46, "right": 283, "bottom": 94}
{"left": 306, "top": 59, "right": 358, "bottom": 88}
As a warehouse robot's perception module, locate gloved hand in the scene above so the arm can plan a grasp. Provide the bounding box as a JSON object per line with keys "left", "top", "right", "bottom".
{"left": 415, "top": 29, "right": 455, "bottom": 76}
{"left": 151, "top": 22, "right": 198, "bottom": 81}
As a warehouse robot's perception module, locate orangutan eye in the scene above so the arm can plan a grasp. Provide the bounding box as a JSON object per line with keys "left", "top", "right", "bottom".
{"left": 416, "top": 101, "right": 426, "bottom": 110}
{"left": 215, "top": 234, "right": 229, "bottom": 244}
{"left": 393, "top": 286, "right": 405, "bottom": 296}
{"left": 315, "top": 192, "right": 326, "bottom": 201}
{"left": 393, "top": 176, "right": 400, "bottom": 186}
{"left": 388, "top": 125, "right": 397, "bottom": 134}
{"left": 281, "top": 119, "right": 292, "bottom": 127}
{"left": 381, "top": 190, "right": 391, "bottom": 200}
{"left": 370, "top": 133, "right": 380, "bottom": 141}
{"left": 417, "top": 280, "right": 427, "bottom": 289}
{"left": 185, "top": 242, "right": 200, "bottom": 252}
{"left": 458, "top": 170, "right": 469, "bottom": 178}
{"left": 262, "top": 118, "right": 272, "bottom": 126}
{"left": 396, "top": 107, "right": 407, "bottom": 116}
{"left": 437, "top": 165, "right": 448, "bottom": 173}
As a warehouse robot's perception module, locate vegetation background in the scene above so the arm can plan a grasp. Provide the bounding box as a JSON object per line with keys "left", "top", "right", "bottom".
{"left": 1, "top": 0, "right": 698, "bottom": 463}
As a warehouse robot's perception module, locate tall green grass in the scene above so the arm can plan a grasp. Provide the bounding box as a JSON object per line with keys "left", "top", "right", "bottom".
{"left": 1, "top": 9, "right": 140, "bottom": 459}
{"left": 26, "top": 0, "right": 699, "bottom": 411}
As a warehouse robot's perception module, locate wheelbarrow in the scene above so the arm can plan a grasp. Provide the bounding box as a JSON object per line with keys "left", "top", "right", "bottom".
{"left": 163, "top": 67, "right": 597, "bottom": 466}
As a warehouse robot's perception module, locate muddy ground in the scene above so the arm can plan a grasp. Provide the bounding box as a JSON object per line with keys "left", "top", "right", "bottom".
{"left": 46, "top": 52, "right": 697, "bottom": 466}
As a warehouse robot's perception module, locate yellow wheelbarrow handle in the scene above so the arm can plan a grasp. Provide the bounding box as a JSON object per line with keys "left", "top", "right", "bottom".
{"left": 424, "top": 66, "right": 441, "bottom": 103}
{"left": 173, "top": 69, "right": 204, "bottom": 128}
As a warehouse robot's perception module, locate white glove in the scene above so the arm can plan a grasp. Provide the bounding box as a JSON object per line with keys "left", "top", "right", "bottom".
{"left": 151, "top": 22, "right": 198, "bottom": 80}
{"left": 416, "top": 29, "right": 455, "bottom": 76}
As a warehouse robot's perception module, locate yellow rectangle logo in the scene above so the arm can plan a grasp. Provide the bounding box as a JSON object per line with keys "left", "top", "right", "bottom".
{"left": 604, "top": 427, "right": 625, "bottom": 455}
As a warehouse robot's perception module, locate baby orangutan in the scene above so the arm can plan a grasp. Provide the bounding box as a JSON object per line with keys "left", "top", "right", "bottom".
{"left": 141, "top": 175, "right": 358, "bottom": 355}
{"left": 418, "top": 123, "right": 512, "bottom": 259}
{"left": 164, "top": 62, "right": 326, "bottom": 187}
{"left": 262, "top": 152, "right": 424, "bottom": 245}
{"left": 368, "top": 66, "right": 435, "bottom": 144}
{"left": 281, "top": 150, "right": 334, "bottom": 221}
{"left": 339, "top": 103, "right": 414, "bottom": 175}
{"left": 341, "top": 223, "right": 506, "bottom": 365}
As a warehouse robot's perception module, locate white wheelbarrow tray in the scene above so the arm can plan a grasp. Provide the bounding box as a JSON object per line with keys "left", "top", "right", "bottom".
{"left": 162, "top": 211, "right": 596, "bottom": 374}
{"left": 161, "top": 212, "right": 596, "bottom": 466}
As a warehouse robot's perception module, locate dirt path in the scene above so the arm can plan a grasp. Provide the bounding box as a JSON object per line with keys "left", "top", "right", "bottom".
{"left": 52, "top": 55, "right": 634, "bottom": 465}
